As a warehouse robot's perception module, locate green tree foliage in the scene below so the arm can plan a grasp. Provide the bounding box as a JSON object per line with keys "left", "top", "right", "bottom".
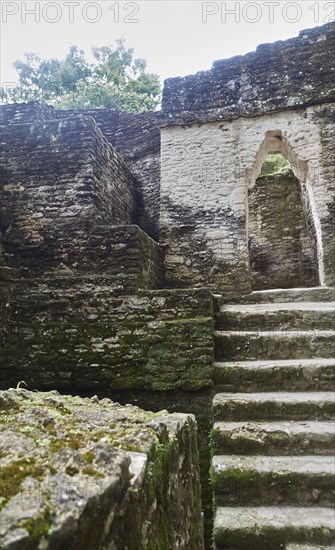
{"left": 260, "top": 153, "right": 290, "bottom": 176}
{"left": 1, "top": 39, "right": 161, "bottom": 112}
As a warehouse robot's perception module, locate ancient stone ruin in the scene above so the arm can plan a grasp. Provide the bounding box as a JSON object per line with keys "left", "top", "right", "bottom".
{"left": 0, "top": 389, "right": 203, "bottom": 549}
{"left": 0, "top": 22, "right": 334, "bottom": 550}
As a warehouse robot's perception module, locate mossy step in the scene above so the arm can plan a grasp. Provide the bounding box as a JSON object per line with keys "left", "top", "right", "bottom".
{"left": 220, "top": 287, "right": 335, "bottom": 304}
{"left": 214, "top": 506, "right": 335, "bottom": 549}
{"left": 211, "top": 454, "right": 335, "bottom": 506}
{"left": 216, "top": 302, "right": 335, "bottom": 331}
{"left": 213, "top": 359, "right": 335, "bottom": 392}
{"left": 211, "top": 421, "right": 335, "bottom": 455}
{"left": 213, "top": 392, "right": 335, "bottom": 421}
{"left": 214, "top": 330, "right": 335, "bottom": 361}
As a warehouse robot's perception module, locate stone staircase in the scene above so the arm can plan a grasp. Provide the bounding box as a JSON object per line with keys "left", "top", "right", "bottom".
{"left": 211, "top": 287, "right": 335, "bottom": 550}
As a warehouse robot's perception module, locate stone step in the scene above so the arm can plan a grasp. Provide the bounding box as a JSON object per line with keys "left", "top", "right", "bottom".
{"left": 211, "top": 421, "right": 335, "bottom": 456}
{"left": 219, "top": 287, "right": 335, "bottom": 304}
{"left": 214, "top": 506, "right": 335, "bottom": 549}
{"left": 213, "top": 358, "right": 335, "bottom": 392}
{"left": 211, "top": 455, "right": 335, "bottom": 506}
{"left": 216, "top": 302, "right": 335, "bottom": 331}
{"left": 214, "top": 330, "right": 335, "bottom": 361}
{"left": 213, "top": 392, "right": 335, "bottom": 421}
{"left": 286, "top": 544, "right": 335, "bottom": 550}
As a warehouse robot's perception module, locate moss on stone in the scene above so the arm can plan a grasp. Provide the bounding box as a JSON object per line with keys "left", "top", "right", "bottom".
{"left": 82, "top": 466, "right": 105, "bottom": 478}
{"left": 18, "top": 507, "right": 52, "bottom": 543}
{"left": 84, "top": 450, "right": 95, "bottom": 464}
{"left": 0, "top": 458, "right": 44, "bottom": 510}
{"left": 1, "top": 287, "right": 214, "bottom": 392}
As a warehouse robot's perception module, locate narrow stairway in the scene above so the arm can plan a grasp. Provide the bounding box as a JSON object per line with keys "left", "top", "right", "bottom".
{"left": 211, "top": 287, "right": 335, "bottom": 550}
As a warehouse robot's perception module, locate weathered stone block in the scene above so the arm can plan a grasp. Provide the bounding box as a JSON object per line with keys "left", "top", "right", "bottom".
{"left": 0, "top": 286, "right": 214, "bottom": 391}
{"left": 0, "top": 389, "right": 204, "bottom": 549}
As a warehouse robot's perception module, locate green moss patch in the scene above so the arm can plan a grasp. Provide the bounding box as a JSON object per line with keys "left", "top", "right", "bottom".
{"left": 0, "top": 458, "right": 44, "bottom": 510}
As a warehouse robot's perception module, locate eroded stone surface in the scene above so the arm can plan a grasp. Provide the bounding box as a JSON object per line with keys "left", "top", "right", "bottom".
{"left": 0, "top": 286, "right": 214, "bottom": 391}
{"left": 214, "top": 506, "right": 335, "bottom": 549}
{"left": 211, "top": 420, "right": 335, "bottom": 456}
{"left": 214, "top": 329, "right": 335, "bottom": 361}
{"left": 248, "top": 169, "right": 318, "bottom": 289}
{"left": 160, "top": 104, "right": 334, "bottom": 291}
{"left": 0, "top": 389, "right": 204, "bottom": 549}
{"left": 286, "top": 544, "right": 335, "bottom": 550}
{"left": 211, "top": 289, "right": 335, "bottom": 549}
{"left": 213, "top": 358, "right": 335, "bottom": 392}
{"left": 212, "top": 454, "right": 335, "bottom": 506}
{"left": 161, "top": 24, "right": 335, "bottom": 124}
{"left": 213, "top": 392, "right": 335, "bottom": 421}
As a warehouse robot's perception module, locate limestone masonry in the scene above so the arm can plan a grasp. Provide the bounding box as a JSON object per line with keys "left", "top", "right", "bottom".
{"left": 0, "top": 22, "right": 334, "bottom": 550}
{"left": 0, "top": 389, "right": 203, "bottom": 549}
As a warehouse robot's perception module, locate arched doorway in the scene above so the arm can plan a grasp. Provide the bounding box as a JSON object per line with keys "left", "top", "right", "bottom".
{"left": 246, "top": 131, "right": 322, "bottom": 290}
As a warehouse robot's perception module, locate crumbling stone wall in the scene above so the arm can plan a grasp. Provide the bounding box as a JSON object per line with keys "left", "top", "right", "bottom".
{"left": 248, "top": 168, "right": 319, "bottom": 289}
{"left": 0, "top": 285, "right": 214, "bottom": 392}
{"left": 160, "top": 23, "right": 335, "bottom": 292}
{"left": 0, "top": 114, "right": 137, "bottom": 276}
{"left": 0, "top": 102, "right": 55, "bottom": 124}
{"left": 115, "top": 111, "right": 161, "bottom": 241}
{"left": 0, "top": 389, "right": 204, "bottom": 550}
{"left": 161, "top": 23, "right": 335, "bottom": 124}
{"left": 160, "top": 104, "right": 334, "bottom": 291}
{"left": 56, "top": 108, "right": 161, "bottom": 240}
{"left": 159, "top": 23, "right": 335, "bottom": 292}
{"left": 316, "top": 106, "right": 335, "bottom": 286}
{"left": 1, "top": 104, "right": 161, "bottom": 242}
{"left": 0, "top": 172, "right": 6, "bottom": 267}
{"left": 2, "top": 25, "right": 333, "bottom": 292}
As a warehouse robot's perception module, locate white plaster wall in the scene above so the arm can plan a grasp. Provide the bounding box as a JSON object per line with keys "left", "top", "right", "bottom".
{"left": 160, "top": 103, "right": 334, "bottom": 290}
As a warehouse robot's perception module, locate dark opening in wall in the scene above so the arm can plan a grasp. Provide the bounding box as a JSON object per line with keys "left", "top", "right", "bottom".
{"left": 248, "top": 153, "right": 319, "bottom": 290}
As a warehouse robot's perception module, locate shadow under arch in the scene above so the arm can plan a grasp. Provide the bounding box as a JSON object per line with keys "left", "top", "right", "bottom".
{"left": 245, "top": 130, "right": 325, "bottom": 287}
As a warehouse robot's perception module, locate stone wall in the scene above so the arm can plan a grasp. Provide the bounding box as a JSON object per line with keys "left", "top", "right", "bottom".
{"left": 160, "top": 104, "right": 334, "bottom": 292}
{"left": 315, "top": 106, "right": 335, "bottom": 286}
{"left": 101, "top": 110, "right": 160, "bottom": 241}
{"left": 0, "top": 389, "right": 204, "bottom": 549}
{"left": 57, "top": 108, "right": 161, "bottom": 239}
{"left": 0, "top": 114, "right": 137, "bottom": 276}
{"left": 0, "top": 224, "right": 163, "bottom": 292}
{"left": 0, "top": 102, "right": 56, "bottom": 125}
{"left": 0, "top": 285, "right": 214, "bottom": 392}
{"left": 94, "top": 387, "right": 215, "bottom": 547}
{"left": 0, "top": 103, "right": 162, "bottom": 242}
{"left": 161, "top": 23, "right": 335, "bottom": 125}
{"left": 248, "top": 169, "right": 318, "bottom": 289}
{"left": 159, "top": 22, "right": 335, "bottom": 292}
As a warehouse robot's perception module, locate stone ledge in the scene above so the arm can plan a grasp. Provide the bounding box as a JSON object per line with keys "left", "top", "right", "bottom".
{"left": 0, "top": 388, "right": 204, "bottom": 549}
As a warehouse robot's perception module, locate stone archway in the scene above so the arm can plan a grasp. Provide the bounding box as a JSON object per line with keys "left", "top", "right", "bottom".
{"left": 245, "top": 131, "right": 322, "bottom": 289}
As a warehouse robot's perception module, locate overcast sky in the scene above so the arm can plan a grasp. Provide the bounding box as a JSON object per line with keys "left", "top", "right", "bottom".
{"left": 1, "top": 1, "right": 334, "bottom": 86}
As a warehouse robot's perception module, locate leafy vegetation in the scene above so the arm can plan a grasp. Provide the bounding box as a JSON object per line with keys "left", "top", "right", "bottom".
{"left": 1, "top": 39, "right": 161, "bottom": 112}
{"left": 260, "top": 153, "right": 290, "bottom": 176}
